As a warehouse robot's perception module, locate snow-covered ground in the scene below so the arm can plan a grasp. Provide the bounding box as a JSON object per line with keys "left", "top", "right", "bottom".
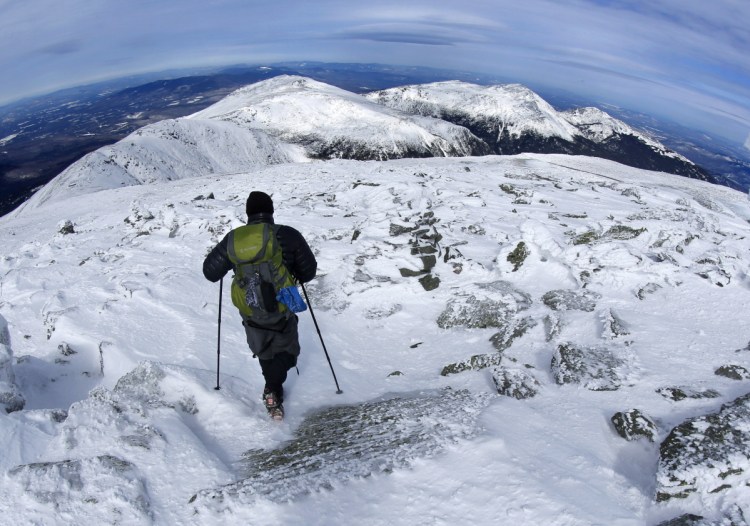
{"left": 1, "top": 154, "right": 749, "bottom": 525}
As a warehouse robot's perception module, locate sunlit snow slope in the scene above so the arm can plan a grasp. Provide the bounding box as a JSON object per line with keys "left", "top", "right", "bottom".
{"left": 1, "top": 153, "right": 749, "bottom": 525}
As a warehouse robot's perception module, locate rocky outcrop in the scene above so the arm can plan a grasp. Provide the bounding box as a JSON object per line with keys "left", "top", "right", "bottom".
{"left": 611, "top": 409, "right": 657, "bottom": 442}
{"left": 191, "top": 389, "right": 490, "bottom": 509}
{"left": 551, "top": 342, "right": 635, "bottom": 391}
{"left": 491, "top": 367, "right": 541, "bottom": 399}
{"left": 656, "top": 392, "right": 750, "bottom": 515}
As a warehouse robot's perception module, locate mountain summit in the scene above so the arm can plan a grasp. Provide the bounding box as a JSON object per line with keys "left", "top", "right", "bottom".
{"left": 367, "top": 81, "right": 710, "bottom": 180}
{"left": 16, "top": 76, "right": 712, "bottom": 213}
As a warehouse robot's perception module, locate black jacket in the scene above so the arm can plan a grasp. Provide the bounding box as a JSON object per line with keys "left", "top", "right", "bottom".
{"left": 202, "top": 213, "right": 317, "bottom": 284}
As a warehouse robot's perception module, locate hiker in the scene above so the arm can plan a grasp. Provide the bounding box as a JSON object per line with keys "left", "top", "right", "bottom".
{"left": 202, "top": 191, "right": 317, "bottom": 420}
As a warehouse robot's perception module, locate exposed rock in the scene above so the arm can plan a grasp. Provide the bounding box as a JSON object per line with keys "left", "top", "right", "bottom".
{"left": 637, "top": 282, "right": 662, "bottom": 300}
{"left": 191, "top": 389, "right": 490, "bottom": 508}
{"left": 572, "top": 225, "right": 646, "bottom": 245}
{"left": 658, "top": 508, "right": 747, "bottom": 526}
{"left": 399, "top": 267, "right": 426, "bottom": 277}
{"left": 58, "top": 342, "right": 78, "bottom": 356}
{"left": 57, "top": 220, "right": 75, "bottom": 235}
{"left": 600, "top": 308, "right": 630, "bottom": 339}
{"left": 437, "top": 294, "right": 518, "bottom": 329}
{"left": 654, "top": 514, "right": 706, "bottom": 526}
{"left": 491, "top": 367, "right": 541, "bottom": 399}
{"left": 656, "top": 392, "right": 750, "bottom": 518}
{"left": 715, "top": 365, "right": 750, "bottom": 381}
{"left": 441, "top": 353, "right": 504, "bottom": 376}
{"left": 419, "top": 274, "right": 441, "bottom": 291}
{"left": 507, "top": 241, "right": 530, "bottom": 271}
{"left": 606, "top": 225, "right": 647, "bottom": 240}
{"left": 551, "top": 342, "right": 635, "bottom": 391}
{"left": 657, "top": 386, "right": 721, "bottom": 402}
{"left": 489, "top": 316, "right": 537, "bottom": 352}
{"left": 611, "top": 409, "right": 657, "bottom": 442}
{"left": 390, "top": 223, "right": 417, "bottom": 236}
{"left": 542, "top": 289, "right": 600, "bottom": 312}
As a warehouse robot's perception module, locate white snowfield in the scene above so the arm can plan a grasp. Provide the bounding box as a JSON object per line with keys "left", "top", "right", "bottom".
{"left": 1, "top": 152, "right": 749, "bottom": 525}
{"left": 189, "top": 76, "right": 478, "bottom": 152}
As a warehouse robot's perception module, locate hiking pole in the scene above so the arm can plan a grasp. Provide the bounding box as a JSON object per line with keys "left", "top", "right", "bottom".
{"left": 301, "top": 283, "right": 343, "bottom": 394}
{"left": 215, "top": 277, "right": 223, "bottom": 390}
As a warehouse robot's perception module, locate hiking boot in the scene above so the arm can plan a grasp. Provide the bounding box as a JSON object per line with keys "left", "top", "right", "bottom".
{"left": 268, "top": 404, "right": 284, "bottom": 421}
{"left": 262, "top": 389, "right": 284, "bottom": 421}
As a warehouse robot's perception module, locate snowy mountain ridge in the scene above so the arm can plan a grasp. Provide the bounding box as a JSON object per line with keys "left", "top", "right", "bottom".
{"left": 1, "top": 152, "right": 749, "bottom": 524}
{"left": 561, "top": 106, "right": 687, "bottom": 159}
{"left": 365, "top": 80, "right": 582, "bottom": 141}
{"left": 16, "top": 76, "right": 709, "bottom": 215}
{"left": 367, "top": 81, "right": 706, "bottom": 179}
{"left": 22, "top": 118, "right": 308, "bottom": 209}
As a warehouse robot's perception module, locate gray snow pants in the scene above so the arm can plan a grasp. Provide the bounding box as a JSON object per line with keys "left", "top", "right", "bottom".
{"left": 241, "top": 314, "right": 300, "bottom": 400}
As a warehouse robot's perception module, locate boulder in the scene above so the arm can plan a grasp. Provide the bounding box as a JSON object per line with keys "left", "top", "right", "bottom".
{"left": 656, "top": 392, "right": 750, "bottom": 517}
{"left": 551, "top": 342, "right": 634, "bottom": 391}
{"left": 491, "top": 367, "right": 541, "bottom": 399}
{"left": 542, "top": 289, "right": 600, "bottom": 312}
{"left": 610, "top": 409, "right": 657, "bottom": 442}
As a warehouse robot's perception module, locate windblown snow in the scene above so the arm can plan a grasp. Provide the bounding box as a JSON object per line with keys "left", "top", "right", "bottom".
{"left": 1, "top": 149, "right": 750, "bottom": 524}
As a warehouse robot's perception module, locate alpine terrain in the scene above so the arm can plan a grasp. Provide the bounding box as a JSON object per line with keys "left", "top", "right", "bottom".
{"left": 0, "top": 76, "right": 749, "bottom": 525}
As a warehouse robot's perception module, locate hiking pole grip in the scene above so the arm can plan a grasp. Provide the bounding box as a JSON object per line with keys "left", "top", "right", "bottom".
{"left": 301, "top": 283, "right": 343, "bottom": 394}
{"left": 215, "top": 277, "right": 223, "bottom": 390}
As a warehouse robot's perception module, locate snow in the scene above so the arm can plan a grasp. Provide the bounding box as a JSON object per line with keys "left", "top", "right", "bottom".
{"left": 562, "top": 107, "right": 691, "bottom": 162}
{"left": 190, "top": 75, "right": 482, "bottom": 157}
{"left": 15, "top": 76, "right": 486, "bottom": 213}
{"left": 366, "top": 81, "right": 582, "bottom": 140}
{"left": 1, "top": 153, "right": 750, "bottom": 524}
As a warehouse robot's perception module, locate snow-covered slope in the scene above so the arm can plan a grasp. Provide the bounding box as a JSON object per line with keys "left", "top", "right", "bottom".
{"left": 189, "top": 75, "right": 488, "bottom": 159}
{"left": 17, "top": 76, "right": 492, "bottom": 213}
{"left": 367, "top": 81, "right": 710, "bottom": 180}
{"left": 19, "top": 118, "right": 307, "bottom": 211}
{"left": 18, "top": 76, "right": 715, "bottom": 215}
{"left": 1, "top": 154, "right": 749, "bottom": 524}
{"left": 366, "top": 81, "right": 581, "bottom": 141}
{"left": 562, "top": 106, "right": 690, "bottom": 161}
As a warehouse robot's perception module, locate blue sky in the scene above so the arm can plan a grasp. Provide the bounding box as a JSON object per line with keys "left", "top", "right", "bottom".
{"left": 1, "top": 0, "right": 748, "bottom": 148}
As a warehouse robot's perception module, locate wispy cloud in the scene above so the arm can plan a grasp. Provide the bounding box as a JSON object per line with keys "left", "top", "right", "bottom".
{"left": 36, "top": 39, "right": 82, "bottom": 56}
{"left": 0, "top": 0, "right": 747, "bottom": 145}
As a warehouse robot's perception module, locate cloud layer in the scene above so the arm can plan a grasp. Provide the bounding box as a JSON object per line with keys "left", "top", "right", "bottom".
{"left": 0, "top": 0, "right": 747, "bottom": 146}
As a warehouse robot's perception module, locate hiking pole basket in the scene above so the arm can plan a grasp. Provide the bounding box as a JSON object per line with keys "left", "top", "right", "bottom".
{"left": 215, "top": 277, "right": 223, "bottom": 390}
{"left": 301, "top": 283, "right": 343, "bottom": 394}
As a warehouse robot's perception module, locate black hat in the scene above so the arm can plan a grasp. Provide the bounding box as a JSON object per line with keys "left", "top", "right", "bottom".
{"left": 246, "top": 191, "right": 274, "bottom": 216}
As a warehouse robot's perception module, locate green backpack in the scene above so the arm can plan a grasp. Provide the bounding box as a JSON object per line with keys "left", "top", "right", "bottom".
{"left": 227, "top": 223, "right": 296, "bottom": 324}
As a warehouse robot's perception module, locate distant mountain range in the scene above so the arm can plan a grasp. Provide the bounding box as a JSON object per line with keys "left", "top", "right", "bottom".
{"left": 14, "top": 74, "right": 720, "bottom": 213}
{"left": 366, "top": 82, "right": 708, "bottom": 179}
{"left": 2, "top": 63, "right": 748, "bottom": 216}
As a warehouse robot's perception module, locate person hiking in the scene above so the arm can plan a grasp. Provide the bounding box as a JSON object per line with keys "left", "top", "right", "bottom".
{"left": 202, "top": 191, "right": 317, "bottom": 420}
